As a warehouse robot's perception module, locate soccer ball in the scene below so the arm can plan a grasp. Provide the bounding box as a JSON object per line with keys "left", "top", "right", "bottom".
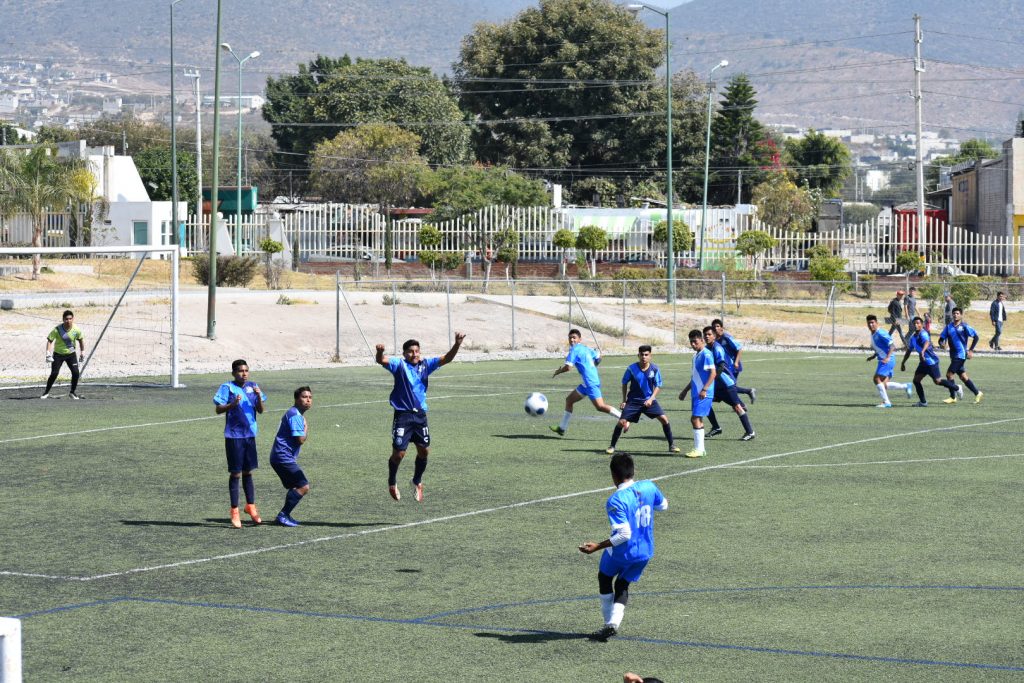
{"left": 524, "top": 392, "right": 548, "bottom": 416}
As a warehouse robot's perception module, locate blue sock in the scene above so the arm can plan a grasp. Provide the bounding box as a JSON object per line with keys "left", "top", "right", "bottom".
{"left": 388, "top": 457, "right": 401, "bottom": 486}
{"left": 739, "top": 412, "right": 753, "bottom": 434}
{"left": 282, "top": 489, "right": 304, "bottom": 515}
{"left": 241, "top": 474, "right": 255, "bottom": 505}
{"left": 412, "top": 456, "right": 428, "bottom": 485}
{"left": 964, "top": 379, "right": 979, "bottom": 395}
{"left": 228, "top": 476, "right": 240, "bottom": 508}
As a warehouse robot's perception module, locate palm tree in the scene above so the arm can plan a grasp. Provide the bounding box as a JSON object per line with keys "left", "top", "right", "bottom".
{"left": 67, "top": 167, "right": 109, "bottom": 247}
{"left": 0, "top": 146, "right": 82, "bottom": 278}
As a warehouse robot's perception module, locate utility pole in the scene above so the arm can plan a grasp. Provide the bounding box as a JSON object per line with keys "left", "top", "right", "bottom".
{"left": 185, "top": 68, "right": 202, "bottom": 231}
{"left": 737, "top": 169, "right": 742, "bottom": 205}
{"left": 913, "top": 14, "right": 926, "bottom": 254}
{"left": 208, "top": 0, "right": 224, "bottom": 339}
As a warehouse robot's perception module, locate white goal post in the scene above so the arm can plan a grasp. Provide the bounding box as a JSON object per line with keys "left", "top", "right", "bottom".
{"left": 0, "top": 617, "right": 21, "bottom": 683}
{"left": 0, "top": 245, "right": 181, "bottom": 389}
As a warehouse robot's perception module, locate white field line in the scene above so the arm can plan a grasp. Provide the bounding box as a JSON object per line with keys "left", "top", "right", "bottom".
{"left": 730, "top": 453, "right": 1024, "bottom": 469}
{"left": 2, "top": 415, "right": 1020, "bottom": 583}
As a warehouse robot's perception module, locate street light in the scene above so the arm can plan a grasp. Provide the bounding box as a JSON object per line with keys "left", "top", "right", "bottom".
{"left": 207, "top": 0, "right": 224, "bottom": 339}
{"left": 626, "top": 2, "right": 675, "bottom": 301}
{"left": 220, "top": 43, "right": 260, "bottom": 255}
{"left": 170, "top": 0, "right": 184, "bottom": 252}
{"left": 698, "top": 59, "right": 728, "bottom": 271}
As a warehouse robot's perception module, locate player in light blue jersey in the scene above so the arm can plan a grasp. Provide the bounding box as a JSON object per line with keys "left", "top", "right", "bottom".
{"left": 900, "top": 317, "right": 961, "bottom": 407}
{"left": 865, "top": 315, "right": 913, "bottom": 408}
{"left": 938, "top": 307, "right": 983, "bottom": 404}
{"left": 213, "top": 359, "right": 266, "bottom": 528}
{"left": 703, "top": 326, "right": 755, "bottom": 439}
{"left": 606, "top": 345, "right": 678, "bottom": 454}
{"left": 711, "top": 319, "right": 756, "bottom": 403}
{"left": 579, "top": 453, "right": 667, "bottom": 641}
{"left": 550, "top": 329, "right": 621, "bottom": 436}
{"left": 270, "top": 387, "right": 313, "bottom": 527}
{"left": 376, "top": 333, "right": 465, "bottom": 502}
{"left": 684, "top": 329, "right": 716, "bottom": 458}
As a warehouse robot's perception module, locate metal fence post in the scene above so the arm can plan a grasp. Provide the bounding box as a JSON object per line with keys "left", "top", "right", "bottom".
{"left": 391, "top": 282, "right": 398, "bottom": 355}
{"left": 671, "top": 278, "right": 677, "bottom": 348}
{"left": 567, "top": 280, "right": 572, "bottom": 329}
{"left": 511, "top": 280, "right": 516, "bottom": 350}
{"left": 335, "top": 270, "right": 340, "bottom": 362}
{"left": 721, "top": 271, "right": 727, "bottom": 321}
{"left": 831, "top": 280, "right": 837, "bottom": 348}
{"left": 621, "top": 280, "right": 627, "bottom": 348}
{"left": 446, "top": 280, "right": 452, "bottom": 348}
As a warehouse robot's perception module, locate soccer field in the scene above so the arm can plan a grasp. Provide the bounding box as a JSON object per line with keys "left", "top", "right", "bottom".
{"left": 1, "top": 352, "right": 1021, "bottom": 681}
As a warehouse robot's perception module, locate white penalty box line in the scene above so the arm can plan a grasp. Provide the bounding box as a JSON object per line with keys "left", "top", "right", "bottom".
{"left": 2, "top": 416, "right": 1020, "bottom": 583}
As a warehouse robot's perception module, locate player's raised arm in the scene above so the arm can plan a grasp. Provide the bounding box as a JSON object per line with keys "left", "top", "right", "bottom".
{"left": 374, "top": 343, "right": 389, "bottom": 367}
{"left": 439, "top": 332, "right": 466, "bottom": 366}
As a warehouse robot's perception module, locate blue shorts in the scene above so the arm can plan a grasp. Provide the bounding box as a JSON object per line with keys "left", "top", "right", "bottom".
{"left": 392, "top": 410, "right": 430, "bottom": 451}
{"left": 712, "top": 381, "right": 742, "bottom": 407}
{"left": 271, "top": 460, "right": 308, "bottom": 489}
{"left": 915, "top": 362, "right": 941, "bottom": 381}
{"left": 599, "top": 551, "right": 650, "bottom": 583}
{"left": 947, "top": 358, "right": 967, "bottom": 375}
{"left": 692, "top": 393, "right": 713, "bottom": 417}
{"left": 621, "top": 399, "right": 665, "bottom": 423}
{"left": 575, "top": 383, "right": 602, "bottom": 400}
{"left": 875, "top": 359, "right": 895, "bottom": 378}
{"left": 225, "top": 437, "right": 258, "bottom": 473}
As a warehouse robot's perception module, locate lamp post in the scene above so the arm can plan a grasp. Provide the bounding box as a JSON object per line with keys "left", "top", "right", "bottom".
{"left": 221, "top": 43, "right": 260, "bottom": 256}
{"left": 626, "top": 2, "right": 675, "bottom": 301}
{"left": 170, "top": 0, "right": 184, "bottom": 251}
{"left": 207, "top": 0, "right": 224, "bottom": 339}
{"left": 699, "top": 59, "right": 728, "bottom": 271}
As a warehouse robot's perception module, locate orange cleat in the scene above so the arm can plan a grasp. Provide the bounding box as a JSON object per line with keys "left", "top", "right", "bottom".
{"left": 244, "top": 503, "right": 262, "bottom": 525}
{"left": 388, "top": 485, "right": 401, "bottom": 501}
{"left": 230, "top": 507, "right": 242, "bottom": 529}
{"left": 411, "top": 480, "right": 424, "bottom": 503}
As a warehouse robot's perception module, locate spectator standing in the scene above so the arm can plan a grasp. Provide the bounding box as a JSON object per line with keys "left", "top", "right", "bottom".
{"left": 943, "top": 293, "right": 956, "bottom": 326}
{"left": 886, "top": 290, "right": 907, "bottom": 347}
{"left": 989, "top": 291, "right": 1007, "bottom": 351}
{"left": 904, "top": 286, "right": 918, "bottom": 321}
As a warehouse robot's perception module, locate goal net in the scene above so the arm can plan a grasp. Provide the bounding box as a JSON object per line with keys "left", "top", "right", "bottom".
{"left": 0, "top": 246, "right": 181, "bottom": 391}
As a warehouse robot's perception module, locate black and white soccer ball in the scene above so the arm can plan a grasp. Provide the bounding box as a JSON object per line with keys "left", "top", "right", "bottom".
{"left": 524, "top": 392, "right": 548, "bottom": 416}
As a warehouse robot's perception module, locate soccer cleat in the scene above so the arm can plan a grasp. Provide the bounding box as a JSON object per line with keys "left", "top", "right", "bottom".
{"left": 943, "top": 397, "right": 958, "bottom": 404}
{"left": 670, "top": 445, "right": 681, "bottom": 453}
{"left": 685, "top": 449, "right": 705, "bottom": 459}
{"left": 244, "top": 503, "right": 262, "bottom": 525}
{"left": 39, "top": 393, "right": 49, "bottom": 399}
{"left": 411, "top": 479, "right": 424, "bottom": 503}
{"left": 707, "top": 427, "right": 723, "bottom": 437}
{"left": 605, "top": 447, "right": 616, "bottom": 455}
{"left": 388, "top": 484, "right": 401, "bottom": 501}
{"left": 905, "top": 384, "right": 914, "bottom": 399}
{"left": 741, "top": 432, "right": 756, "bottom": 441}
{"left": 69, "top": 392, "right": 80, "bottom": 400}
{"left": 589, "top": 625, "right": 617, "bottom": 642}
{"left": 549, "top": 425, "right": 565, "bottom": 436}
{"left": 229, "top": 507, "right": 242, "bottom": 529}
{"left": 749, "top": 387, "right": 757, "bottom": 404}
{"left": 956, "top": 385, "right": 964, "bottom": 401}
{"left": 275, "top": 513, "right": 299, "bottom": 527}
{"left": 975, "top": 391, "right": 984, "bottom": 404}
{"left": 912, "top": 401, "right": 928, "bottom": 407}
{"left": 875, "top": 403, "right": 893, "bottom": 408}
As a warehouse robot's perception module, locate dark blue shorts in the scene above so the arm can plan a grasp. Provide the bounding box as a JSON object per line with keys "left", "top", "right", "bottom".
{"left": 271, "top": 460, "right": 308, "bottom": 489}
{"left": 392, "top": 410, "right": 429, "bottom": 451}
{"left": 915, "top": 363, "right": 941, "bottom": 381}
{"left": 947, "top": 358, "right": 967, "bottom": 375}
{"left": 621, "top": 399, "right": 665, "bottom": 423}
{"left": 225, "top": 437, "right": 258, "bottom": 473}
{"left": 712, "top": 381, "right": 743, "bottom": 407}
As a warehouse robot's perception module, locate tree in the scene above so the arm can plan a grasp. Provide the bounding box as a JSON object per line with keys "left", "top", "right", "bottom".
{"left": 896, "top": 250, "right": 924, "bottom": 273}
{"left": 751, "top": 173, "right": 816, "bottom": 231}
{"left": 709, "top": 74, "right": 774, "bottom": 204}
{"left": 736, "top": 229, "right": 777, "bottom": 275}
{"left": 925, "top": 138, "right": 999, "bottom": 189}
{"left": 575, "top": 224, "right": 608, "bottom": 277}
{"left": 133, "top": 147, "right": 199, "bottom": 207}
{"left": 807, "top": 245, "right": 850, "bottom": 290}
{"left": 784, "top": 129, "right": 852, "bottom": 197}
{"left": 552, "top": 227, "right": 576, "bottom": 278}
{"left": 492, "top": 226, "right": 520, "bottom": 279}
{"left": 652, "top": 218, "right": 693, "bottom": 267}
{"left": 67, "top": 167, "right": 109, "bottom": 247}
{"left": 0, "top": 121, "right": 23, "bottom": 144}
{"left": 418, "top": 223, "right": 444, "bottom": 280}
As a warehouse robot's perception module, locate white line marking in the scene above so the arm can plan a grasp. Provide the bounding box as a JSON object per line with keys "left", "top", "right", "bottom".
{"left": 730, "top": 453, "right": 1024, "bottom": 469}
{"left": 3, "top": 415, "right": 1020, "bottom": 582}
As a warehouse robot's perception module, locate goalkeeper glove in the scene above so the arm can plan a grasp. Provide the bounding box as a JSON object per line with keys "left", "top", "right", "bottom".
{"left": 46, "top": 353, "right": 53, "bottom": 363}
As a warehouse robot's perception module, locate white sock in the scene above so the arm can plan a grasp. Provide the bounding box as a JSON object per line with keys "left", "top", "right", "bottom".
{"left": 609, "top": 407, "right": 622, "bottom": 418}
{"left": 599, "top": 593, "right": 614, "bottom": 623}
{"left": 693, "top": 428, "right": 705, "bottom": 452}
{"left": 559, "top": 411, "right": 572, "bottom": 431}
{"left": 610, "top": 602, "right": 625, "bottom": 628}
{"left": 888, "top": 381, "right": 907, "bottom": 390}
{"left": 876, "top": 384, "right": 890, "bottom": 404}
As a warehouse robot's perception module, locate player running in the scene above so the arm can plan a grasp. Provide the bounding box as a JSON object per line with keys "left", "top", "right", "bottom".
{"left": 865, "top": 314, "right": 913, "bottom": 408}
{"left": 606, "top": 345, "right": 678, "bottom": 455}
{"left": 550, "top": 329, "right": 621, "bottom": 436}
{"left": 578, "top": 453, "right": 668, "bottom": 642}
{"left": 711, "top": 319, "right": 756, "bottom": 403}
{"left": 900, "top": 317, "right": 962, "bottom": 407}
{"left": 376, "top": 333, "right": 465, "bottom": 502}
{"left": 938, "top": 307, "right": 984, "bottom": 404}
{"left": 270, "top": 386, "right": 313, "bottom": 527}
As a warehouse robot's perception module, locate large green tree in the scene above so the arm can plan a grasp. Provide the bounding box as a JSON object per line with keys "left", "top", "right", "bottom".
{"left": 0, "top": 121, "right": 23, "bottom": 144}
{"left": 925, "top": 138, "right": 999, "bottom": 189}
{"left": 784, "top": 129, "right": 852, "bottom": 198}
{"left": 708, "top": 74, "right": 774, "bottom": 204}
{"left": 751, "top": 173, "right": 816, "bottom": 232}
{"left": 133, "top": 147, "right": 199, "bottom": 207}
{"left": 263, "top": 55, "right": 352, "bottom": 163}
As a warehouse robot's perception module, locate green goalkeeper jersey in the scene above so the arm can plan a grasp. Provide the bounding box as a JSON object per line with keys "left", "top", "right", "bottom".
{"left": 47, "top": 325, "right": 84, "bottom": 355}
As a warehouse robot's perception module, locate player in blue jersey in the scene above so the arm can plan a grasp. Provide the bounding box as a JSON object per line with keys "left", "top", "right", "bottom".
{"left": 900, "top": 317, "right": 961, "bottom": 407}
{"left": 702, "top": 326, "right": 755, "bottom": 439}
{"left": 213, "top": 359, "right": 265, "bottom": 528}
{"left": 865, "top": 315, "right": 913, "bottom": 408}
{"left": 711, "top": 319, "right": 756, "bottom": 403}
{"left": 270, "top": 387, "right": 313, "bottom": 527}
{"left": 938, "top": 307, "right": 983, "bottom": 404}
{"left": 606, "top": 345, "right": 678, "bottom": 454}
{"left": 683, "top": 329, "right": 716, "bottom": 458}
{"left": 550, "top": 329, "right": 621, "bottom": 436}
{"left": 376, "top": 333, "right": 465, "bottom": 502}
{"left": 578, "top": 453, "right": 668, "bottom": 641}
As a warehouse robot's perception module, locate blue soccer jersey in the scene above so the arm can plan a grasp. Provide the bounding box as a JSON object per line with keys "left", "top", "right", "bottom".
{"left": 622, "top": 362, "right": 661, "bottom": 401}
{"left": 709, "top": 342, "right": 736, "bottom": 387}
{"left": 691, "top": 347, "right": 716, "bottom": 399}
{"left": 871, "top": 329, "right": 895, "bottom": 360}
{"left": 907, "top": 329, "right": 940, "bottom": 366}
{"left": 270, "top": 406, "right": 307, "bottom": 465}
{"left": 939, "top": 322, "right": 977, "bottom": 360}
{"left": 385, "top": 356, "right": 442, "bottom": 411}
{"left": 213, "top": 381, "right": 266, "bottom": 438}
{"left": 566, "top": 343, "right": 601, "bottom": 389}
{"left": 719, "top": 333, "right": 743, "bottom": 373}
{"left": 606, "top": 480, "right": 667, "bottom": 564}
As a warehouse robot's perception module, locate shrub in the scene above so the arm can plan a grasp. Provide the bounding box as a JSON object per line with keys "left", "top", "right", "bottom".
{"left": 950, "top": 275, "right": 980, "bottom": 311}
{"left": 859, "top": 273, "right": 875, "bottom": 298}
{"left": 191, "top": 252, "right": 259, "bottom": 287}
{"left": 896, "top": 250, "right": 924, "bottom": 273}
{"left": 259, "top": 238, "right": 285, "bottom": 290}
{"left": 807, "top": 245, "right": 851, "bottom": 291}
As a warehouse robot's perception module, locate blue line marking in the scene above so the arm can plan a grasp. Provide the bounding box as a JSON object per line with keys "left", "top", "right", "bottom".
{"left": 12, "top": 597, "right": 128, "bottom": 619}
